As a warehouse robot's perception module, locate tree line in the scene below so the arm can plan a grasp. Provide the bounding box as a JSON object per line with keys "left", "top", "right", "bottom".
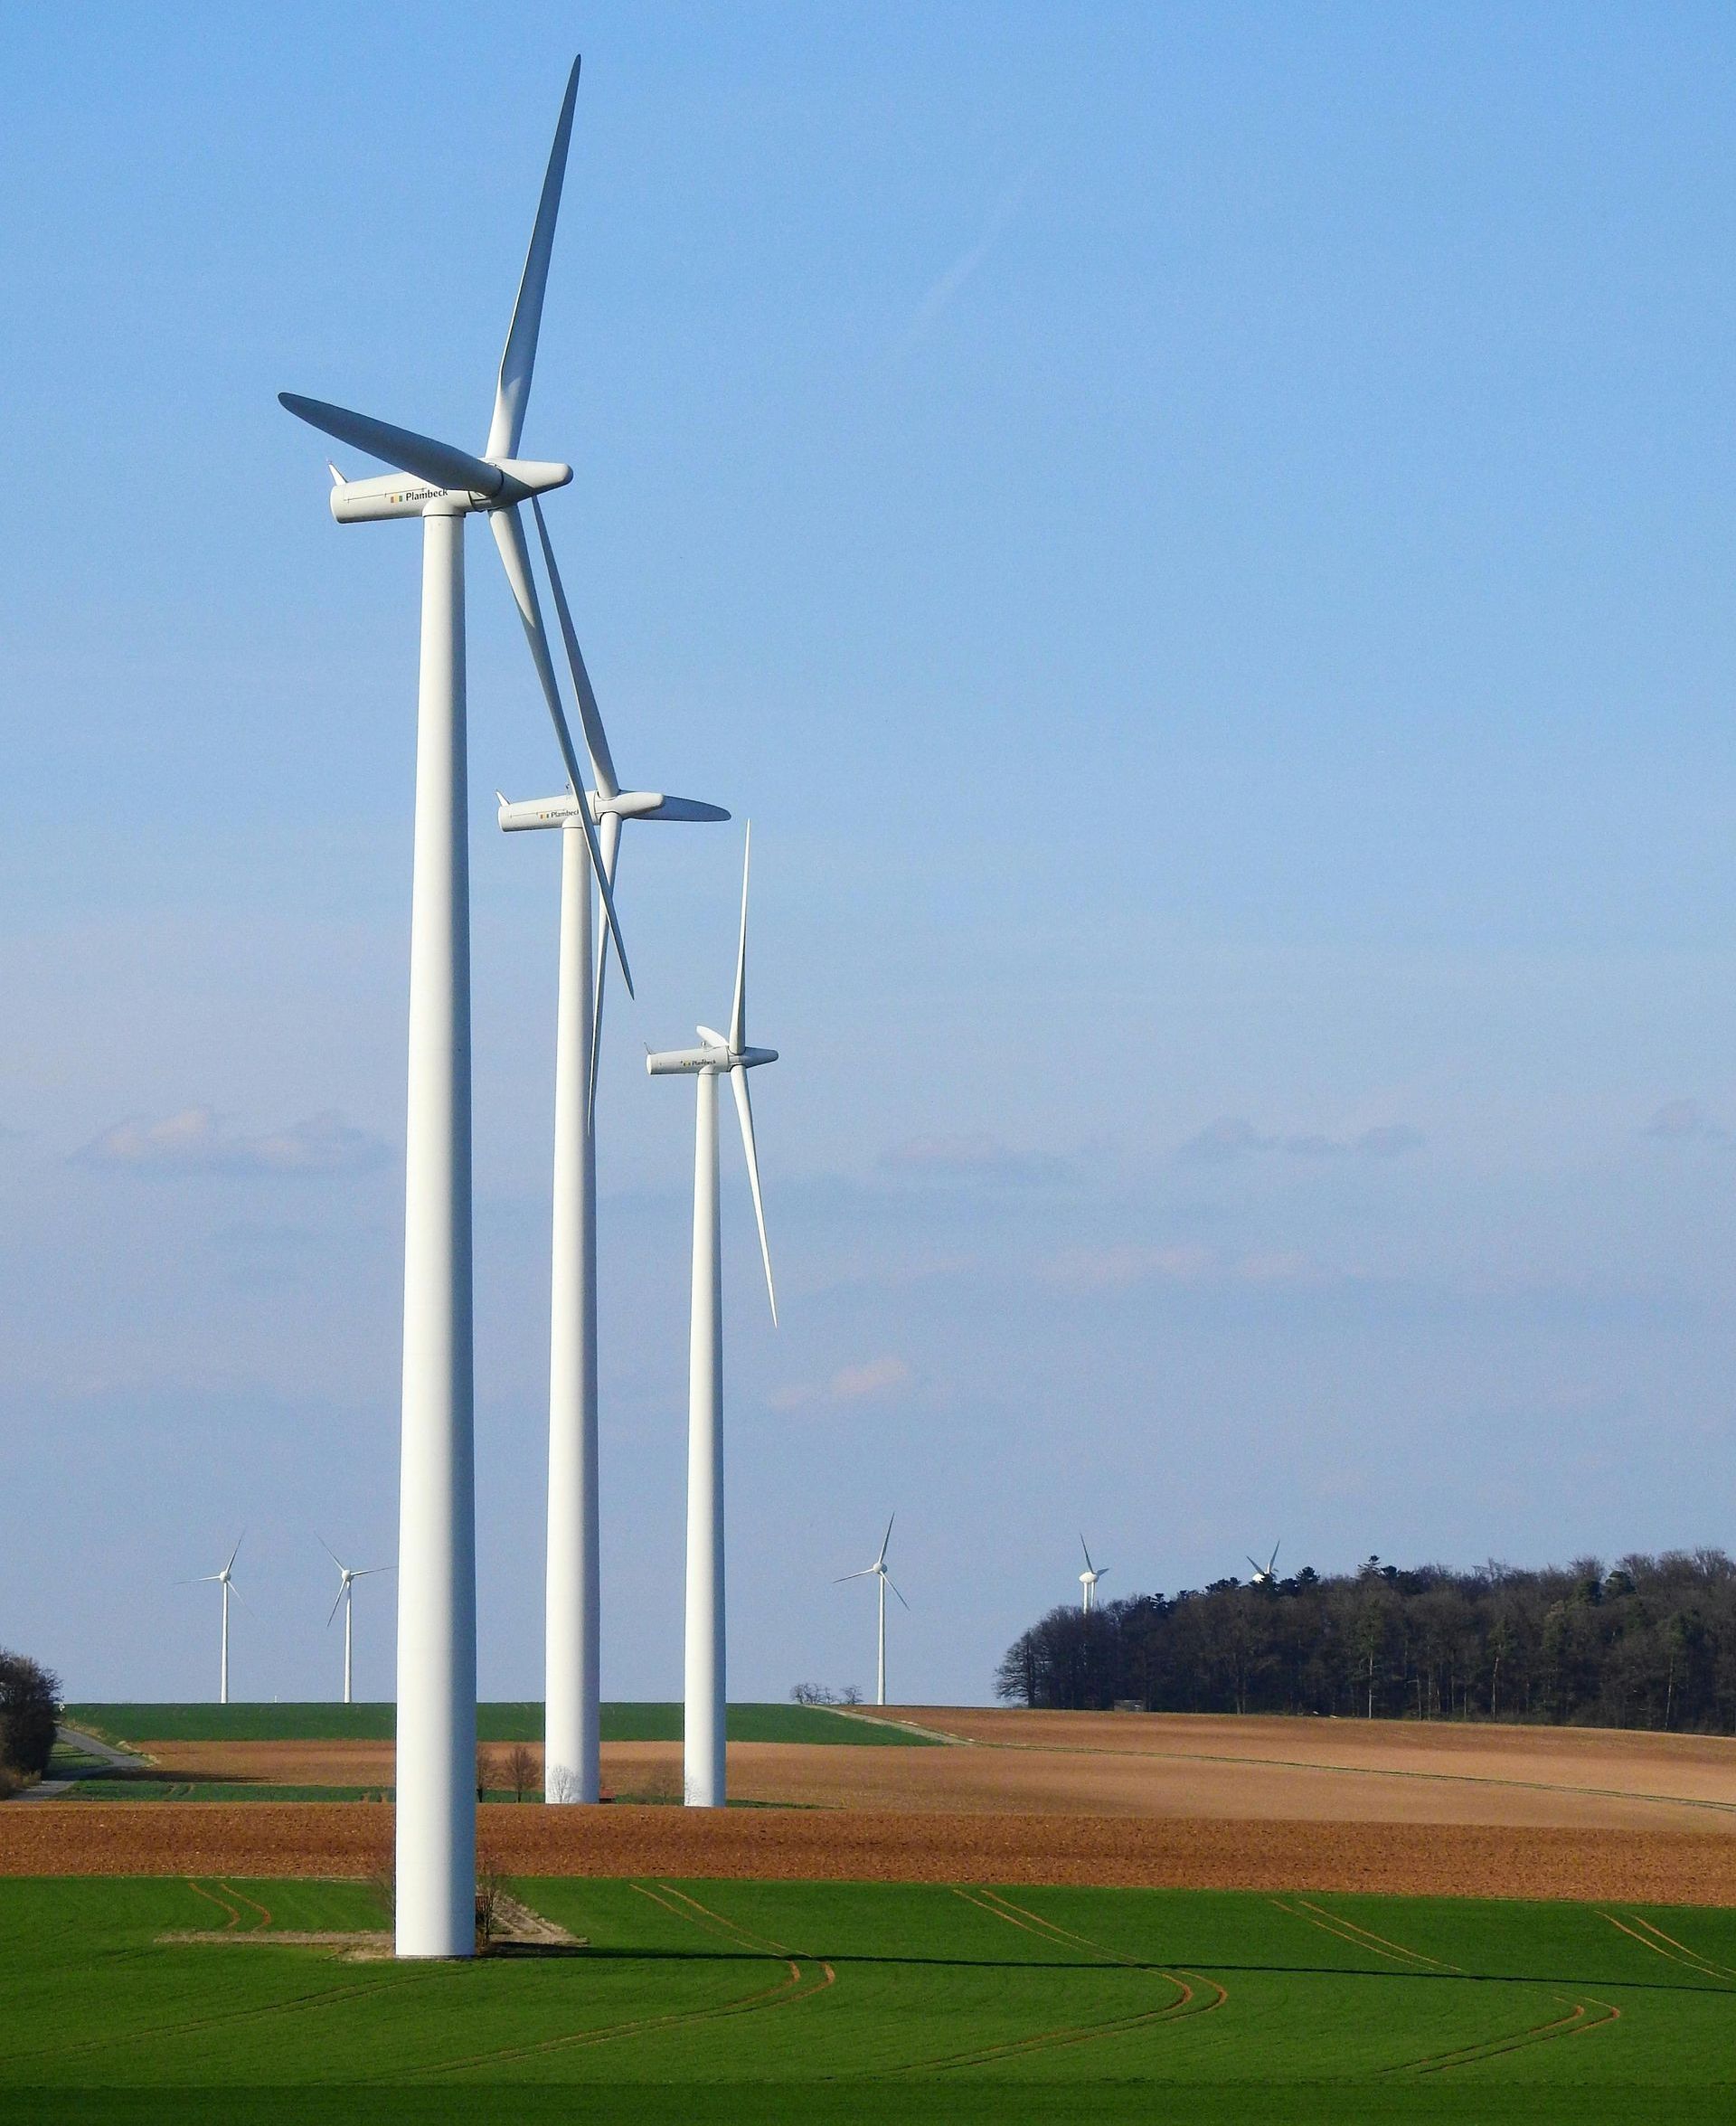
{"left": 995, "top": 1551, "right": 1736, "bottom": 1732}
{"left": 0, "top": 1650, "right": 59, "bottom": 1793}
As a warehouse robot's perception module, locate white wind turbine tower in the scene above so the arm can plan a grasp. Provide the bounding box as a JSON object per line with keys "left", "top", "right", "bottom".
{"left": 1079, "top": 1536, "right": 1108, "bottom": 1613}
{"left": 321, "top": 1541, "right": 391, "bottom": 1706}
{"left": 1247, "top": 1542, "right": 1281, "bottom": 1587}
{"left": 646, "top": 828, "right": 778, "bottom": 1808}
{"left": 499, "top": 710, "right": 726, "bottom": 1807}
{"left": 835, "top": 1517, "right": 908, "bottom": 1707}
{"left": 278, "top": 55, "right": 630, "bottom": 1959}
{"left": 189, "top": 1536, "right": 246, "bottom": 1705}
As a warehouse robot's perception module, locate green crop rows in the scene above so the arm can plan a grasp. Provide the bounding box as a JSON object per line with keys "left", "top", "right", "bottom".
{"left": 61, "top": 1702, "right": 930, "bottom": 1747}
{"left": 2, "top": 1875, "right": 1734, "bottom": 2123}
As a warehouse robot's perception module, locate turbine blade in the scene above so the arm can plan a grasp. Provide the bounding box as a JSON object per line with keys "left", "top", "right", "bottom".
{"left": 876, "top": 1515, "right": 895, "bottom": 1568}
{"left": 318, "top": 1535, "right": 347, "bottom": 1573}
{"left": 486, "top": 56, "right": 581, "bottom": 460}
{"left": 730, "top": 1063, "right": 777, "bottom": 1325}
{"left": 1246, "top": 1557, "right": 1262, "bottom": 1575}
{"left": 835, "top": 1569, "right": 874, "bottom": 1583}
{"left": 278, "top": 394, "right": 503, "bottom": 498}
{"left": 639, "top": 796, "right": 731, "bottom": 823}
{"left": 1269, "top": 1542, "right": 1281, "bottom": 1573}
{"left": 532, "top": 498, "right": 619, "bottom": 798}
{"left": 886, "top": 1574, "right": 911, "bottom": 1611}
{"left": 1080, "top": 1535, "right": 1094, "bottom": 1573}
{"left": 490, "top": 504, "right": 634, "bottom": 996}
{"left": 326, "top": 1586, "right": 345, "bottom": 1628}
{"left": 729, "top": 825, "right": 751, "bottom": 1053}
{"left": 225, "top": 1533, "right": 245, "bottom": 1575}
{"left": 586, "top": 810, "right": 622, "bottom": 1130}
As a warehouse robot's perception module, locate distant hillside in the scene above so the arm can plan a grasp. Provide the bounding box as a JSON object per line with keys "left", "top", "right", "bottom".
{"left": 996, "top": 1550, "right": 1736, "bottom": 1733}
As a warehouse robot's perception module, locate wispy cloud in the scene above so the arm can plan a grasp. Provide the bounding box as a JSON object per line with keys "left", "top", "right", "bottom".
{"left": 881, "top": 1132, "right": 1064, "bottom": 1185}
{"left": 895, "top": 172, "right": 1033, "bottom": 359}
{"left": 771, "top": 1355, "right": 912, "bottom": 1413}
{"left": 1043, "top": 1244, "right": 1320, "bottom": 1293}
{"left": 1644, "top": 1099, "right": 1725, "bottom": 1142}
{"left": 75, "top": 1107, "right": 392, "bottom": 1177}
{"left": 1181, "top": 1117, "right": 1424, "bottom": 1163}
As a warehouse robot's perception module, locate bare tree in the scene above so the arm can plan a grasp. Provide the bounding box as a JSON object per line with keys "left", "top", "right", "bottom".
{"left": 505, "top": 1743, "right": 540, "bottom": 1802}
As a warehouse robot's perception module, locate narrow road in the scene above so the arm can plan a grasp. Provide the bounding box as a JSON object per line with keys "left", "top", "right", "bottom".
{"left": 9, "top": 1724, "right": 146, "bottom": 1801}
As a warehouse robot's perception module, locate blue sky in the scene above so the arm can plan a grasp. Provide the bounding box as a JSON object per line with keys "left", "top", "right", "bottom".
{"left": 4, "top": 2, "right": 1736, "bottom": 1705}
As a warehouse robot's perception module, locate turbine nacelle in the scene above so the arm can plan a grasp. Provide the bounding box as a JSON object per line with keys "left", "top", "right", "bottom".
{"left": 328, "top": 456, "right": 573, "bottom": 524}
{"left": 646, "top": 1035, "right": 777, "bottom": 1076}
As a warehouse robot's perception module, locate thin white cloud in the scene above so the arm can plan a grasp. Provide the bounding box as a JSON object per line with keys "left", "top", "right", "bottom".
{"left": 1182, "top": 1117, "right": 1424, "bottom": 1163}
{"left": 1043, "top": 1243, "right": 1215, "bottom": 1291}
{"left": 895, "top": 172, "right": 1033, "bottom": 359}
{"left": 771, "top": 1355, "right": 912, "bottom": 1413}
{"left": 1644, "top": 1099, "right": 1725, "bottom": 1142}
{"left": 1043, "top": 1244, "right": 1320, "bottom": 1293}
{"left": 881, "top": 1132, "right": 1063, "bottom": 1184}
{"left": 75, "top": 1107, "right": 392, "bottom": 1177}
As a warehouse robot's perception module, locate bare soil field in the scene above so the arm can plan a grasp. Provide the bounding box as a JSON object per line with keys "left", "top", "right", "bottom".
{"left": 5, "top": 1800, "right": 1736, "bottom": 1904}
{"left": 121, "top": 1709, "right": 1736, "bottom": 1835}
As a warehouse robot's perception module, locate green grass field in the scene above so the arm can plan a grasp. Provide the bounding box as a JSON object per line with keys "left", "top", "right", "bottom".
{"left": 2, "top": 1874, "right": 1733, "bottom": 2123}
{"left": 61, "top": 1702, "right": 929, "bottom": 1746}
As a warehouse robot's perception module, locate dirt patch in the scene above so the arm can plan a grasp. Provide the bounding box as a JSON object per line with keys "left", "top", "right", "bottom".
{"left": 4, "top": 1800, "right": 1736, "bottom": 1905}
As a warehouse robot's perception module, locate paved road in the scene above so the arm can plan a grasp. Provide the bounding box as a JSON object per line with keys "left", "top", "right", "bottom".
{"left": 9, "top": 1724, "right": 144, "bottom": 1801}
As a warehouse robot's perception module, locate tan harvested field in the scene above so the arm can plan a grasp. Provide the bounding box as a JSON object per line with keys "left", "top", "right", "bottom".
{"left": 5, "top": 1800, "right": 1736, "bottom": 1904}
{"left": 23, "top": 1709, "right": 1736, "bottom": 1901}
{"left": 125, "top": 1707, "right": 1736, "bottom": 1836}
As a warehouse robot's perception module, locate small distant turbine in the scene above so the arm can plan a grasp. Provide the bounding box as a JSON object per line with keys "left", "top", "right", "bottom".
{"left": 1079, "top": 1536, "right": 1108, "bottom": 1614}
{"left": 647, "top": 826, "right": 778, "bottom": 1808}
{"left": 835, "top": 1517, "right": 908, "bottom": 1707}
{"left": 1247, "top": 1542, "right": 1281, "bottom": 1587}
{"left": 321, "top": 1540, "right": 392, "bottom": 1705}
{"left": 186, "top": 1535, "right": 246, "bottom": 1705}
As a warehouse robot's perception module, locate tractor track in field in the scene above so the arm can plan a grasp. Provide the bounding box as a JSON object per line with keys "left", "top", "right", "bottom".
{"left": 1269, "top": 1894, "right": 1461, "bottom": 1971}
{"left": 1381, "top": 1989, "right": 1621, "bottom": 2075}
{"left": 882, "top": 1962, "right": 1225, "bottom": 2075}
{"left": 403, "top": 1881, "right": 835, "bottom": 2079}
{"left": 1599, "top": 1907, "right": 1736, "bottom": 1983}
{"left": 0, "top": 1933, "right": 435, "bottom": 2073}
{"left": 880, "top": 1885, "right": 1225, "bottom": 2074}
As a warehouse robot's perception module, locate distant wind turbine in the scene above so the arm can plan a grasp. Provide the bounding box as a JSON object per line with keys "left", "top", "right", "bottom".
{"left": 646, "top": 827, "right": 778, "bottom": 1808}
{"left": 1079, "top": 1536, "right": 1108, "bottom": 1613}
{"left": 1247, "top": 1542, "right": 1281, "bottom": 1587}
{"left": 184, "top": 1536, "right": 246, "bottom": 1705}
{"left": 836, "top": 1517, "right": 908, "bottom": 1706}
{"left": 321, "top": 1541, "right": 391, "bottom": 1705}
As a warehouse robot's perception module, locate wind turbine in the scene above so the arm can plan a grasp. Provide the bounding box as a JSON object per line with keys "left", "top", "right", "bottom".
{"left": 1247, "top": 1542, "right": 1281, "bottom": 1587}
{"left": 498, "top": 727, "right": 726, "bottom": 1807}
{"left": 321, "top": 1541, "right": 391, "bottom": 1706}
{"left": 646, "top": 827, "right": 778, "bottom": 1807}
{"left": 1079, "top": 1536, "right": 1108, "bottom": 1613}
{"left": 186, "top": 1536, "right": 245, "bottom": 1705}
{"left": 278, "top": 55, "right": 628, "bottom": 1959}
{"left": 835, "top": 1517, "right": 908, "bottom": 1707}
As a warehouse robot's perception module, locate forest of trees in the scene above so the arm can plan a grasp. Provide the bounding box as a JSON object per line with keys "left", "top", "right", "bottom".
{"left": 995, "top": 1551, "right": 1736, "bottom": 1733}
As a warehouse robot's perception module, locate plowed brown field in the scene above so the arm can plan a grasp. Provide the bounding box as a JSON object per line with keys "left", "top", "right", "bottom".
{"left": 5, "top": 1801, "right": 1736, "bottom": 1904}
